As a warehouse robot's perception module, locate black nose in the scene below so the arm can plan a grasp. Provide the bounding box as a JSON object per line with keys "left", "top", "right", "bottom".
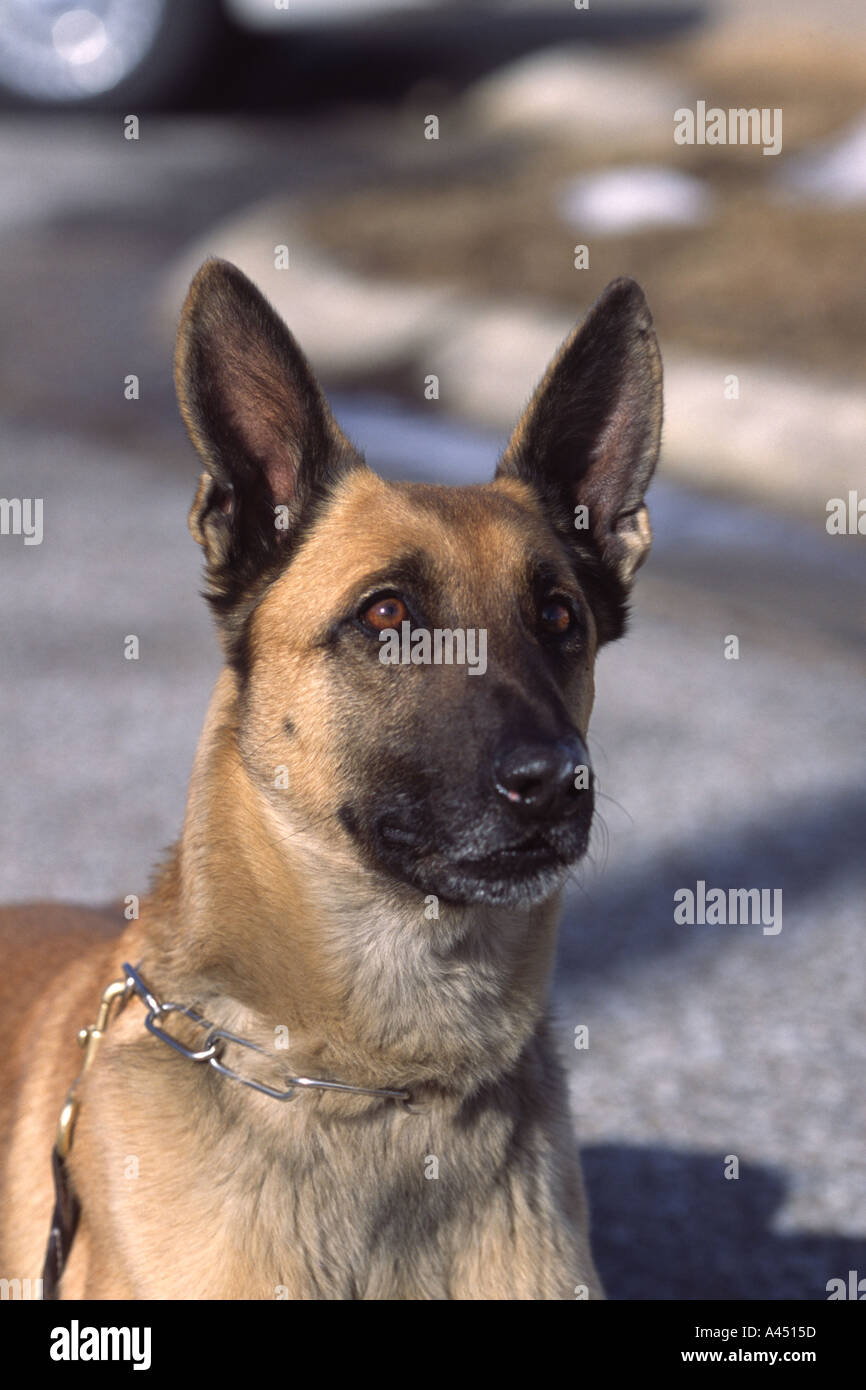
{"left": 494, "top": 735, "right": 589, "bottom": 818}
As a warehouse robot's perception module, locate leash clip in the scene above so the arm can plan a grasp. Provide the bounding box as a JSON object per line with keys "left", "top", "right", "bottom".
{"left": 55, "top": 977, "right": 129, "bottom": 1159}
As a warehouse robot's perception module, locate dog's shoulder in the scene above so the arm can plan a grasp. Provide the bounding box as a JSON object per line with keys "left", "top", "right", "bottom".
{"left": 0, "top": 903, "right": 121, "bottom": 1031}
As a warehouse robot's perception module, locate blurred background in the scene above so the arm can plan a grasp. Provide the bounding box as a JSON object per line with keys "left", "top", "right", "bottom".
{"left": 1, "top": 0, "right": 865, "bottom": 1300}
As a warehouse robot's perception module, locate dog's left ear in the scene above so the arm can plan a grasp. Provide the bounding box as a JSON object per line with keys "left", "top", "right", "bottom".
{"left": 496, "top": 277, "right": 662, "bottom": 612}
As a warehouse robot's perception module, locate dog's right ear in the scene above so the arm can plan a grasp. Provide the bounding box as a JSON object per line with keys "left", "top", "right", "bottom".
{"left": 175, "top": 259, "right": 363, "bottom": 621}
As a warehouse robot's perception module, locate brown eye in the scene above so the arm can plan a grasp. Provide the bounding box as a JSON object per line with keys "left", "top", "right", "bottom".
{"left": 540, "top": 598, "right": 574, "bottom": 635}
{"left": 360, "top": 595, "right": 409, "bottom": 631}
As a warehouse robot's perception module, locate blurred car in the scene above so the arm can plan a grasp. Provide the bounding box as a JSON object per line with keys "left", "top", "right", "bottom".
{"left": 0, "top": 0, "right": 445, "bottom": 109}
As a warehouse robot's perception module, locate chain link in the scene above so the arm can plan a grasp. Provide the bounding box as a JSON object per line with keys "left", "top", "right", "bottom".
{"left": 122, "top": 962, "right": 414, "bottom": 1109}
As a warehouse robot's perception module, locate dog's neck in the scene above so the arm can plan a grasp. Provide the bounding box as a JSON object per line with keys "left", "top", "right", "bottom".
{"left": 142, "top": 671, "right": 563, "bottom": 1097}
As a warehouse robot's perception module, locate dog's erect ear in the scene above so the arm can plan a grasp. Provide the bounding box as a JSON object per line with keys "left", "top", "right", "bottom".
{"left": 175, "top": 258, "right": 363, "bottom": 617}
{"left": 496, "top": 277, "right": 662, "bottom": 639}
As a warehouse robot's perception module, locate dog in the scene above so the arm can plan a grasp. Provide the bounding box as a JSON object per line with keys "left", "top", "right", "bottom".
{"left": 0, "top": 262, "right": 662, "bottom": 1300}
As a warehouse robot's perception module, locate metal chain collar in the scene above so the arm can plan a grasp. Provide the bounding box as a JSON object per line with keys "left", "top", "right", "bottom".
{"left": 44, "top": 963, "right": 414, "bottom": 1299}
{"left": 120, "top": 962, "right": 414, "bottom": 1110}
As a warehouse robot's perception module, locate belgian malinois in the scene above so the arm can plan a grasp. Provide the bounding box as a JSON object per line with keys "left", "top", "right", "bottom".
{"left": 0, "top": 263, "right": 661, "bottom": 1300}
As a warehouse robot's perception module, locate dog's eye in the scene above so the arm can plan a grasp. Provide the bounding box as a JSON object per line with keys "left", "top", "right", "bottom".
{"left": 539, "top": 598, "right": 575, "bottom": 636}
{"left": 359, "top": 594, "right": 409, "bottom": 632}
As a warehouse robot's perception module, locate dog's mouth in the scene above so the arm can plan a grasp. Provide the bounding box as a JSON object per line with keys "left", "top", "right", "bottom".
{"left": 379, "top": 819, "right": 564, "bottom": 862}
{"left": 346, "top": 805, "right": 592, "bottom": 908}
{"left": 451, "top": 828, "right": 560, "bottom": 866}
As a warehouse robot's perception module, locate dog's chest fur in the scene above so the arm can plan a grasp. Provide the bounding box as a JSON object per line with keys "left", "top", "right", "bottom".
{"left": 66, "top": 1005, "right": 592, "bottom": 1300}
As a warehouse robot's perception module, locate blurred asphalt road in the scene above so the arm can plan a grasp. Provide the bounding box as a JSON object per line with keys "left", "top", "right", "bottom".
{"left": 1, "top": 116, "right": 865, "bottom": 1300}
